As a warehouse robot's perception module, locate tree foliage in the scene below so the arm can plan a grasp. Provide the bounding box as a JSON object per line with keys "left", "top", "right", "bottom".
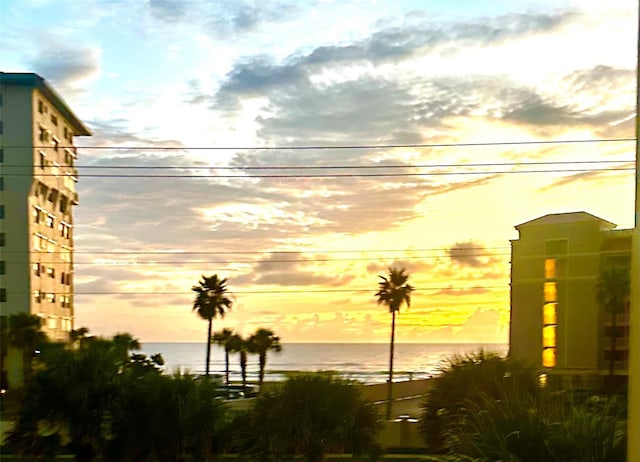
{"left": 191, "top": 274, "right": 233, "bottom": 376}
{"left": 236, "top": 374, "right": 381, "bottom": 462}
{"left": 420, "top": 351, "right": 627, "bottom": 461}
{"left": 249, "top": 328, "right": 283, "bottom": 387}
{"left": 7, "top": 334, "right": 225, "bottom": 462}
{"left": 375, "top": 266, "right": 414, "bottom": 419}
{"left": 420, "top": 350, "right": 539, "bottom": 452}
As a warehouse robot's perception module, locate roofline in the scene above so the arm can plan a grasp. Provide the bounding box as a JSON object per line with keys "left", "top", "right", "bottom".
{"left": 515, "top": 212, "right": 617, "bottom": 230}
{"left": 0, "top": 72, "right": 92, "bottom": 136}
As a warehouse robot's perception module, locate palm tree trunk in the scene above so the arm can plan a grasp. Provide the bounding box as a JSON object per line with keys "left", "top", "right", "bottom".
{"left": 259, "top": 353, "right": 266, "bottom": 387}
{"left": 241, "top": 351, "right": 247, "bottom": 392}
{"left": 386, "top": 310, "right": 396, "bottom": 420}
{"left": 224, "top": 349, "right": 230, "bottom": 386}
{"left": 205, "top": 318, "right": 212, "bottom": 377}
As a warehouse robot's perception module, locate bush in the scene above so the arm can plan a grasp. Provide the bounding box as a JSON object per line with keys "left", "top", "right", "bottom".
{"left": 238, "top": 373, "right": 382, "bottom": 462}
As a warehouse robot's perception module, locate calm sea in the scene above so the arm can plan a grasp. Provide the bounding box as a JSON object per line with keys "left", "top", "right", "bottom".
{"left": 140, "top": 343, "right": 508, "bottom": 384}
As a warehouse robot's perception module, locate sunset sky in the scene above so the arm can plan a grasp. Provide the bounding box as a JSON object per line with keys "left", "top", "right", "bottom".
{"left": 1, "top": 0, "right": 637, "bottom": 343}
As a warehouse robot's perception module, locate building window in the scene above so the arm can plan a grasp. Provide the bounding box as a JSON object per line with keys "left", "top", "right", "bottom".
{"left": 543, "top": 303, "right": 557, "bottom": 326}
{"left": 38, "top": 100, "right": 44, "bottom": 114}
{"left": 545, "top": 239, "right": 568, "bottom": 255}
{"left": 51, "top": 114, "right": 58, "bottom": 126}
{"left": 543, "top": 325, "right": 556, "bottom": 348}
{"left": 33, "top": 206, "right": 42, "bottom": 224}
{"left": 46, "top": 214, "right": 55, "bottom": 228}
{"left": 59, "top": 222, "right": 71, "bottom": 239}
{"left": 47, "top": 267, "right": 55, "bottom": 279}
{"left": 1, "top": 288, "right": 7, "bottom": 302}
{"left": 0, "top": 177, "right": 4, "bottom": 191}
{"left": 542, "top": 347, "right": 556, "bottom": 368}
{"left": 33, "top": 263, "right": 41, "bottom": 276}
{"left": 48, "top": 188, "right": 59, "bottom": 203}
{"left": 0, "top": 205, "right": 4, "bottom": 219}
{"left": 46, "top": 293, "right": 56, "bottom": 303}
{"left": 0, "top": 261, "right": 4, "bottom": 275}
{"left": 34, "top": 290, "right": 42, "bottom": 303}
{"left": 543, "top": 282, "right": 557, "bottom": 303}
{"left": 39, "top": 151, "right": 46, "bottom": 169}
{"left": 39, "top": 126, "right": 49, "bottom": 143}
{"left": 0, "top": 148, "right": 4, "bottom": 162}
{"left": 60, "top": 196, "right": 68, "bottom": 214}
{"left": 0, "top": 232, "right": 5, "bottom": 246}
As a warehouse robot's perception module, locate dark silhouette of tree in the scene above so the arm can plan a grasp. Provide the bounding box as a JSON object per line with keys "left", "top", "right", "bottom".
{"left": 249, "top": 328, "right": 282, "bottom": 387}
{"left": 212, "top": 328, "right": 234, "bottom": 386}
{"left": 375, "top": 266, "right": 414, "bottom": 420}
{"left": 228, "top": 333, "right": 249, "bottom": 391}
{"left": 69, "top": 326, "right": 90, "bottom": 348}
{"left": 596, "top": 263, "right": 631, "bottom": 378}
{"left": 6, "top": 313, "right": 48, "bottom": 386}
{"left": 240, "top": 374, "right": 381, "bottom": 462}
{"left": 420, "top": 350, "right": 539, "bottom": 452}
{"left": 191, "top": 275, "right": 232, "bottom": 377}
{"left": 112, "top": 332, "right": 141, "bottom": 364}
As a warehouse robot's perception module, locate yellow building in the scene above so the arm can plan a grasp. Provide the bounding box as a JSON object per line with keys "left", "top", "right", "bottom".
{"left": 0, "top": 73, "right": 91, "bottom": 382}
{"left": 509, "top": 212, "right": 632, "bottom": 387}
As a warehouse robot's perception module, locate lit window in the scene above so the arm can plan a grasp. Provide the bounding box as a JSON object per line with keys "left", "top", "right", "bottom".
{"left": 33, "top": 263, "right": 41, "bottom": 276}
{"left": 48, "top": 316, "right": 57, "bottom": 329}
{"left": 544, "top": 258, "right": 556, "bottom": 279}
{"left": 539, "top": 374, "right": 548, "bottom": 387}
{"left": 542, "top": 348, "right": 556, "bottom": 368}
{"left": 46, "top": 214, "right": 55, "bottom": 228}
{"left": 544, "top": 282, "right": 557, "bottom": 302}
{"left": 543, "top": 325, "right": 556, "bottom": 348}
{"left": 47, "top": 267, "right": 55, "bottom": 278}
{"left": 46, "top": 293, "right": 55, "bottom": 303}
{"left": 34, "top": 290, "right": 42, "bottom": 303}
{"left": 543, "top": 303, "right": 557, "bottom": 326}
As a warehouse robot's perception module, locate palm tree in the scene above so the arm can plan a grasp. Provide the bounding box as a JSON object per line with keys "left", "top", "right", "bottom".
{"left": 249, "top": 328, "right": 282, "bottom": 387}
{"left": 228, "top": 334, "right": 249, "bottom": 391}
{"left": 375, "top": 266, "right": 414, "bottom": 420}
{"left": 70, "top": 326, "right": 90, "bottom": 348}
{"left": 596, "top": 263, "right": 630, "bottom": 377}
{"left": 192, "top": 275, "right": 233, "bottom": 377}
{"left": 7, "top": 313, "right": 48, "bottom": 386}
{"left": 212, "top": 328, "right": 234, "bottom": 386}
{"left": 112, "top": 332, "right": 141, "bottom": 364}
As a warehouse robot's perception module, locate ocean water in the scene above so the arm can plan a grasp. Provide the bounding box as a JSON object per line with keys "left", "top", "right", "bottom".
{"left": 140, "top": 342, "right": 508, "bottom": 384}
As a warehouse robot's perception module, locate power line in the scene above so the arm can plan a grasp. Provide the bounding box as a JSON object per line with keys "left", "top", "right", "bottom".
{"left": 5, "top": 137, "right": 634, "bottom": 151}
{"left": 2, "top": 166, "right": 634, "bottom": 178}
{"left": 11, "top": 285, "right": 510, "bottom": 295}
{"left": 9, "top": 246, "right": 510, "bottom": 255}
{"left": 3, "top": 159, "right": 634, "bottom": 169}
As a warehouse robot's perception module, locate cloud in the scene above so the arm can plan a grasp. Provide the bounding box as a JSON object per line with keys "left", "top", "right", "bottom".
{"left": 30, "top": 45, "right": 101, "bottom": 88}
{"left": 432, "top": 286, "right": 490, "bottom": 296}
{"left": 234, "top": 252, "right": 355, "bottom": 286}
{"left": 448, "top": 241, "right": 500, "bottom": 268}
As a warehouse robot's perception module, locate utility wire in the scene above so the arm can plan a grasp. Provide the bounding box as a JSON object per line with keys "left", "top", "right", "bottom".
{"left": 7, "top": 137, "right": 634, "bottom": 151}
{"left": 11, "top": 285, "right": 510, "bottom": 295}
{"left": 3, "top": 167, "right": 634, "bottom": 178}
{"left": 3, "top": 159, "right": 634, "bottom": 169}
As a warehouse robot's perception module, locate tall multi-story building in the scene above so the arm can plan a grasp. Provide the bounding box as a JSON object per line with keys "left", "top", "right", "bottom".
{"left": 509, "top": 211, "right": 632, "bottom": 387}
{"left": 0, "top": 72, "right": 91, "bottom": 351}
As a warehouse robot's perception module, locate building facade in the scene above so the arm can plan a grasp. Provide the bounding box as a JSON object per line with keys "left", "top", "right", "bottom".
{"left": 0, "top": 72, "right": 91, "bottom": 348}
{"left": 509, "top": 212, "right": 632, "bottom": 384}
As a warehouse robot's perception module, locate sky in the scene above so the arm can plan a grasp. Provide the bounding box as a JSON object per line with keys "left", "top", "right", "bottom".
{"left": 1, "top": 0, "right": 637, "bottom": 343}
